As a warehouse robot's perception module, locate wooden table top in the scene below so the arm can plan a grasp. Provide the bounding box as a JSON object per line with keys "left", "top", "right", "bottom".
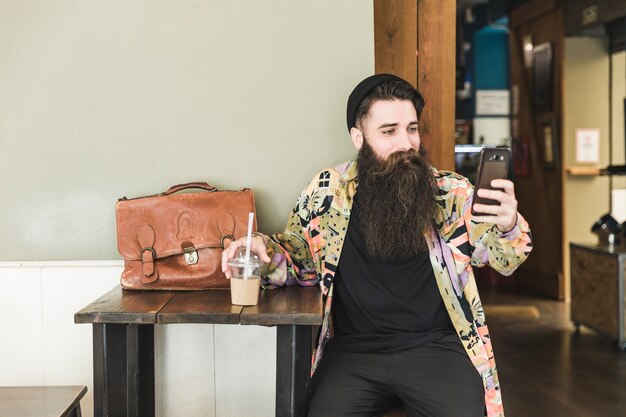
{"left": 241, "top": 285, "right": 325, "bottom": 326}
{"left": 158, "top": 290, "right": 242, "bottom": 324}
{"left": 0, "top": 386, "right": 87, "bottom": 417}
{"left": 75, "top": 285, "right": 323, "bottom": 326}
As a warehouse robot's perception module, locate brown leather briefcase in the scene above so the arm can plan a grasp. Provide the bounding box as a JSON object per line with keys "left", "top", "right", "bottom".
{"left": 116, "top": 182, "right": 257, "bottom": 290}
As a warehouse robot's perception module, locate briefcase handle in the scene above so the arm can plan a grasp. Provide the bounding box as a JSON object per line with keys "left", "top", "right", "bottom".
{"left": 162, "top": 182, "right": 217, "bottom": 195}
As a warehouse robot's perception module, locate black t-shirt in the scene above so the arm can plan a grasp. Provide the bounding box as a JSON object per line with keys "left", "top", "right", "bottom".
{"left": 326, "top": 193, "right": 454, "bottom": 354}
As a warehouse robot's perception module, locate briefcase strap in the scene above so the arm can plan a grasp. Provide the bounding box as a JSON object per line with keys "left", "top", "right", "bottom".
{"left": 162, "top": 182, "right": 217, "bottom": 195}
{"left": 137, "top": 224, "right": 158, "bottom": 283}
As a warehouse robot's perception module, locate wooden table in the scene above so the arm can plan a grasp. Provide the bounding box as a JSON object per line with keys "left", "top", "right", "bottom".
{"left": 74, "top": 286, "right": 322, "bottom": 417}
{"left": 0, "top": 385, "right": 87, "bottom": 417}
{"left": 570, "top": 242, "right": 626, "bottom": 349}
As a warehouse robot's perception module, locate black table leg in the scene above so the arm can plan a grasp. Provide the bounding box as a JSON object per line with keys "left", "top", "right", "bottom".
{"left": 93, "top": 324, "right": 155, "bottom": 417}
{"left": 276, "top": 325, "right": 312, "bottom": 417}
{"left": 127, "top": 325, "right": 155, "bottom": 417}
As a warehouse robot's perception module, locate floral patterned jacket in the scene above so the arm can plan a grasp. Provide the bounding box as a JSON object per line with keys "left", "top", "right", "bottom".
{"left": 262, "top": 160, "right": 533, "bottom": 417}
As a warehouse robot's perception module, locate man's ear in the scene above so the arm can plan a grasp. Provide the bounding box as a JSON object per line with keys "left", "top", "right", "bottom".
{"left": 350, "top": 127, "right": 364, "bottom": 150}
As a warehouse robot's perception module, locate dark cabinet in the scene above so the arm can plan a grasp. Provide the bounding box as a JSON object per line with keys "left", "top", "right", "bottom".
{"left": 570, "top": 243, "right": 626, "bottom": 349}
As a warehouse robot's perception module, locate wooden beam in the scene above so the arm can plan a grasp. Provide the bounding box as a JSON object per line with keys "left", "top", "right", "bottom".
{"left": 374, "top": 0, "right": 418, "bottom": 87}
{"left": 510, "top": 0, "right": 558, "bottom": 28}
{"left": 417, "top": 0, "right": 456, "bottom": 171}
{"left": 374, "top": 0, "right": 456, "bottom": 171}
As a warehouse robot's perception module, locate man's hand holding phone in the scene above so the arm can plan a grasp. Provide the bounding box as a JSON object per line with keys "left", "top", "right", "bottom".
{"left": 472, "top": 179, "right": 518, "bottom": 233}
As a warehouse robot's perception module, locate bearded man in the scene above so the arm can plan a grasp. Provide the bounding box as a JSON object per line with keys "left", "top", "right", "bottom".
{"left": 222, "top": 74, "right": 533, "bottom": 417}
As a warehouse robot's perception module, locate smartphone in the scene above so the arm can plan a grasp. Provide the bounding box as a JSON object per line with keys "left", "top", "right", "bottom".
{"left": 471, "top": 147, "right": 511, "bottom": 216}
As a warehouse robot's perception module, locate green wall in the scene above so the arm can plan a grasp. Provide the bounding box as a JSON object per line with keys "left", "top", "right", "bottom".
{"left": 0, "top": 0, "right": 374, "bottom": 260}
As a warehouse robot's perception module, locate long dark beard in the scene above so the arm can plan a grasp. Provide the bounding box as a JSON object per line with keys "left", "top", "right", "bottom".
{"left": 356, "top": 140, "right": 438, "bottom": 260}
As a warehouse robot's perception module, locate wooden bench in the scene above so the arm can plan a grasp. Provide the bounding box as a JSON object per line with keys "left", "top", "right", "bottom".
{"left": 0, "top": 385, "right": 87, "bottom": 417}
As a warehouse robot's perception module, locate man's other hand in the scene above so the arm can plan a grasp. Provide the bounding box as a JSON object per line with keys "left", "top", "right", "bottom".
{"left": 221, "top": 235, "right": 271, "bottom": 279}
{"left": 472, "top": 179, "right": 518, "bottom": 233}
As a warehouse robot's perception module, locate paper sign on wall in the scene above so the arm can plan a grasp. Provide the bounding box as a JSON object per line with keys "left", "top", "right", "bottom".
{"left": 575, "top": 128, "right": 600, "bottom": 164}
{"left": 476, "top": 90, "right": 510, "bottom": 116}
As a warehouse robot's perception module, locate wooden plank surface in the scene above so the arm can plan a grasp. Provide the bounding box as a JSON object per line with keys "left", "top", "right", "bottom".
{"left": 74, "top": 286, "right": 175, "bottom": 324}
{"left": 416, "top": 0, "right": 455, "bottom": 172}
{"left": 76, "top": 285, "right": 323, "bottom": 325}
{"left": 240, "top": 286, "right": 322, "bottom": 326}
{"left": 373, "top": 0, "right": 456, "bottom": 171}
{"left": 157, "top": 290, "right": 242, "bottom": 324}
{"left": 374, "top": 0, "right": 418, "bottom": 87}
{"left": 0, "top": 385, "right": 87, "bottom": 417}
{"left": 482, "top": 289, "right": 626, "bottom": 416}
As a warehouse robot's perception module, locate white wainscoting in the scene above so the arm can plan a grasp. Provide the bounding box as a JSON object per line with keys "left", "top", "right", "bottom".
{"left": 0, "top": 261, "right": 276, "bottom": 417}
{"left": 612, "top": 188, "right": 626, "bottom": 223}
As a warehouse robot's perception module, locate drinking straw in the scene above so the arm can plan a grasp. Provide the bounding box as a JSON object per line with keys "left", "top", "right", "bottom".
{"left": 244, "top": 212, "right": 254, "bottom": 278}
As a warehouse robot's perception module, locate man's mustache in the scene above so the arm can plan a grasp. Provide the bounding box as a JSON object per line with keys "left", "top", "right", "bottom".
{"left": 370, "top": 148, "right": 424, "bottom": 177}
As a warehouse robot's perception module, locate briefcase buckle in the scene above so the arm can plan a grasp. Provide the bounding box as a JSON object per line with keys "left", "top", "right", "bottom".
{"left": 183, "top": 244, "right": 198, "bottom": 265}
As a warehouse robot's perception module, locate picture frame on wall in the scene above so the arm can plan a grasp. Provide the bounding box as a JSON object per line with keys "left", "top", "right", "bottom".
{"left": 542, "top": 119, "right": 559, "bottom": 170}
{"left": 532, "top": 42, "right": 553, "bottom": 113}
{"left": 575, "top": 128, "right": 600, "bottom": 164}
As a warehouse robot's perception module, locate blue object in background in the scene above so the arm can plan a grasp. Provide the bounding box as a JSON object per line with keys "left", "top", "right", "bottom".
{"left": 456, "top": 16, "right": 510, "bottom": 121}
{"left": 473, "top": 22, "right": 510, "bottom": 90}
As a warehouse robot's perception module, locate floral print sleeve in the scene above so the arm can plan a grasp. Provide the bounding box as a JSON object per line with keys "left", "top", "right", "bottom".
{"left": 261, "top": 181, "right": 321, "bottom": 288}
{"left": 465, "top": 187, "right": 533, "bottom": 275}
{"left": 434, "top": 170, "right": 533, "bottom": 276}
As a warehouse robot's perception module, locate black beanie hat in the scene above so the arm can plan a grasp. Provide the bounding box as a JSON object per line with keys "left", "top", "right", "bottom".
{"left": 346, "top": 73, "right": 406, "bottom": 132}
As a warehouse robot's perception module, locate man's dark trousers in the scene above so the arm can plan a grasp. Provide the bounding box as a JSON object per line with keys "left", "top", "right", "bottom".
{"left": 307, "top": 333, "right": 485, "bottom": 417}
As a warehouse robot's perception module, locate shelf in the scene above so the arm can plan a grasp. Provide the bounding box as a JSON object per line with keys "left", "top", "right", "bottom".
{"left": 566, "top": 166, "right": 601, "bottom": 176}
{"left": 566, "top": 165, "right": 626, "bottom": 176}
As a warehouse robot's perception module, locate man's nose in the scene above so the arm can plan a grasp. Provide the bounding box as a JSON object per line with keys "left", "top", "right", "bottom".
{"left": 396, "top": 132, "right": 412, "bottom": 151}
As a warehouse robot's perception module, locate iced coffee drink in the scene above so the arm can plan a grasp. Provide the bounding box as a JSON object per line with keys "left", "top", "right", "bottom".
{"left": 227, "top": 247, "right": 262, "bottom": 306}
